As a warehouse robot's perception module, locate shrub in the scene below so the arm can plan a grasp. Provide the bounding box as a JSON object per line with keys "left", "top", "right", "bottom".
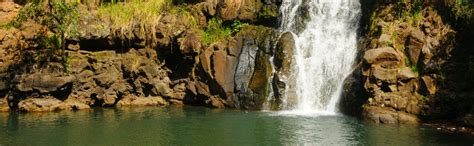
{"left": 201, "top": 18, "right": 232, "bottom": 45}
{"left": 11, "top": 0, "right": 79, "bottom": 71}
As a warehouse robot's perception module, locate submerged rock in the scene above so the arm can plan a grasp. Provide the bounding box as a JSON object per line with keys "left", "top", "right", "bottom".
{"left": 363, "top": 106, "right": 419, "bottom": 124}
{"left": 117, "top": 95, "right": 168, "bottom": 107}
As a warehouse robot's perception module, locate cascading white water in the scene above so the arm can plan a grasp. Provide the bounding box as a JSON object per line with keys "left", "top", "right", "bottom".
{"left": 279, "top": 0, "right": 361, "bottom": 115}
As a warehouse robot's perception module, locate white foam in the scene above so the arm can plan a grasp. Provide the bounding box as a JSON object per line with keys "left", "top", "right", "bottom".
{"left": 277, "top": 0, "right": 361, "bottom": 114}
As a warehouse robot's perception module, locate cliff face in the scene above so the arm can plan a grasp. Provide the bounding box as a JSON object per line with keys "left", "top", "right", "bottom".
{"left": 341, "top": 0, "right": 474, "bottom": 126}
{"left": 1, "top": 0, "right": 473, "bottom": 127}
{"left": 0, "top": 0, "right": 282, "bottom": 112}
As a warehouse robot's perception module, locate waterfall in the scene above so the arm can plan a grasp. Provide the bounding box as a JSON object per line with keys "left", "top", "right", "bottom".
{"left": 278, "top": 0, "right": 361, "bottom": 115}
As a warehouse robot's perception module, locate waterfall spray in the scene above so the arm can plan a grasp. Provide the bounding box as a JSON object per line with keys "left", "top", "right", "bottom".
{"left": 278, "top": 0, "right": 361, "bottom": 115}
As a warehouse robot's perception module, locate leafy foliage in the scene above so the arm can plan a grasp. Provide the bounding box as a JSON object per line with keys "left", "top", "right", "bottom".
{"left": 11, "top": 0, "right": 80, "bottom": 72}
{"left": 201, "top": 18, "right": 232, "bottom": 45}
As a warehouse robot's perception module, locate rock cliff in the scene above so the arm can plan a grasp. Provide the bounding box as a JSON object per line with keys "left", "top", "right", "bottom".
{"left": 0, "top": 0, "right": 282, "bottom": 112}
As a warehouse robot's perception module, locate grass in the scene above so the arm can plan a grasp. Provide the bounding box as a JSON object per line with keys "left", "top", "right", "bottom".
{"left": 450, "top": 0, "right": 474, "bottom": 22}
{"left": 200, "top": 18, "right": 233, "bottom": 45}
{"left": 98, "top": 0, "right": 202, "bottom": 46}
{"left": 98, "top": 0, "right": 172, "bottom": 38}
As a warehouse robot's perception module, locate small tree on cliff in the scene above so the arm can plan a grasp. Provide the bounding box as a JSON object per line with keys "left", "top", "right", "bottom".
{"left": 12, "top": 0, "right": 79, "bottom": 69}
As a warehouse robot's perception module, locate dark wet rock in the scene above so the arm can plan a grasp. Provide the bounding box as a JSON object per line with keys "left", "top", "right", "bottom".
{"left": 463, "top": 114, "right": 474, "bottom": 127}
{"left": 0, "top": 73, "right": 8, "bottom": 91}
{"left": 271, "top": 32, "right": 295, "bottom": 109}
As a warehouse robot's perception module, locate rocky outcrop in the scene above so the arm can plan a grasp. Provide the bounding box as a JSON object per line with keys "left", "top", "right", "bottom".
{"left": 271, "top": 32, "right": 295, "bottom": 109}
{"left": 342, "top": 3, "right": 455, "bottom": 124}
{"left": 233, "top": 25, "right": 277, "bottom": 109}
{"left": 184, "top": 25, "right": 277, "bottom": 109}
{"left": 0, "top": 1, "right": 20, "bottom": 25}
{"left": 0, "top": 0, "right": 281, "bottom": 112}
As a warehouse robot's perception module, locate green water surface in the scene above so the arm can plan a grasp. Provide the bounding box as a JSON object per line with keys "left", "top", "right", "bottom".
{"left": 0, "top": 106, "right": 472, "bottom": 145}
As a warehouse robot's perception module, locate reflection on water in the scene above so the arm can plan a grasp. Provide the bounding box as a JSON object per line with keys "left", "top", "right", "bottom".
{"left": 0, "top": 106, "right": 472, "bottom": 145}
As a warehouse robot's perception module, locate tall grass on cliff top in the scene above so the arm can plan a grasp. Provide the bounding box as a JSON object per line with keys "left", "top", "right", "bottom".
{"left": 98, "top": 0, "right": 172, "bottom": 38}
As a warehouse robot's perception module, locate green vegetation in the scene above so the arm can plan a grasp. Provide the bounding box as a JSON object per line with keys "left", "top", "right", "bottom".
{"left": 169, "top": 6, "right": 199, "bottom": 29}
{"left": 10, "top": 0, "right": 79, "bottom": 72}
{"left": 449, "top": 0, "right": 474, "bottom": 23}
{"left": 98, "top": 0, "right": 171, "bottom": 31}
{"left": 98, "top": 0, "right": 200, "bottom": 46}
{"left": 200, "top": 18, "right": 248, "bottom": 45}
{"left": 410, "top": 65, "right": 419, "bottom": 75}
{"left": 421, "top": 95, "right": 429, "bottom": 104}
{"left": 395, "top": 0, "right": 425, "bottom": 27}
{"left": 201, "top": 18, "right": 232, "bottom": 45}
{"left": 259, "top": 5, "right": 279, "bottom": 19}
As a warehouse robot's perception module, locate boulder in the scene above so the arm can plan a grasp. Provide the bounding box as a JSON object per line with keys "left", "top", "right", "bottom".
{"left": 363, "top": 106, "right": 399, "bottom": 124}
{"left": 179, "top": 30, "right": 203, "bottom": 54}
{"left": 0, "top": 73, "right": 8, "bottom": 91}
{"left": 248, "top": 51, "right": 273, "bottom": 105}
{"left": 18, "top": 97, "right": 63, "bottom": 112}
{"left": 463, "top": 114, "right": 474, "bottom": 127}
{"left": 397, "top": 111, "right": 420, "bottom": 124}
{"left": 272, "top": 32, "right": 295, "bottom": 108}
{"left": 59, "top": 99, "right": 90, "bottom": 111}
{"left": 0, "top": 2, "right": 21, "bottom": 25}
{"left": 116, "top": 95, "right": 168, "bottom": 107}
{"left": 421, "top": 76, "right": 436, "bottom": 95}
{"left": 363, "top": 47, "right": 401, "bottom": 67}
{"left": 377, "top": 34, "right": 391, "bottom": 46}
{"left": 15, "top": 74, "right": 75, "bottom": 94}
{"left": 274, "top": 32, "right": 295, "bottom": 71}
{"left": 237, "top": 0, "right": 263, "bottom": 20}
{"left": 0, "top": 97, "right": 9, "bottom": 112}
{"left": 406, "top": 30, "right": 426, "bottom": 65}
{"left": 97, "top": 89, "right": 118, "bottom": 106}
{"left": 217, "top": 0, "right": 263, "bottom": 21}
{"left": 363, "top": 106, "right": 419, "bottom": 124}
{"left": 188, "top": 80, "right": 212, "bottom": 97}
{"left": 371, "top": 66, "right": 398, "bottom": 82}
{"left": 151, "top": 80, "right": 174, "bottom": 97}
{"left": 206, "top": 96, "right": 226, "bottom": 108}
{"left": 198, "top": 39, "right": 240, "bottom": 98}
{"left": 93, "top": 63, "right": 121, "bottom": 88}
{"left": 171, "top": 83, "right": 187, "bottom": 100}
{"left": 398, "top": 67, "right": 417, "bottom": 80}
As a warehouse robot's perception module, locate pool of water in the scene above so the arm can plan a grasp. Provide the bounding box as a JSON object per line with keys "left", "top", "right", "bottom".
{"left": 0, "top": 106, "right": 472, "bottom": 145}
